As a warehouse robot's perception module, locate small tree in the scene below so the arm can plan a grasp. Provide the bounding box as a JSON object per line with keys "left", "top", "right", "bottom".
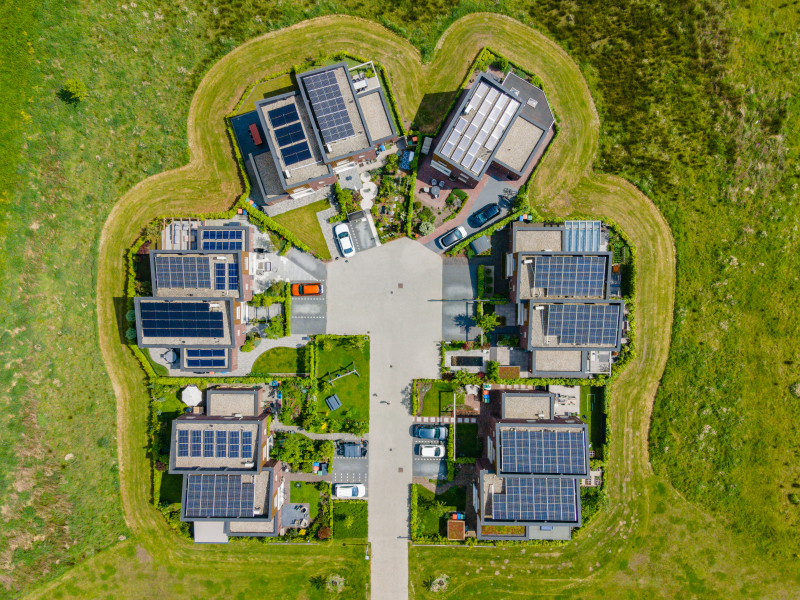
{"left": 477, "top": 313, "right": 500, "bottom": 336}
{"left": 125, "top": 310, "right": 136, "bottom": 322}
{"left": 487, "top": 360, "right": 500, "bottom": 380}
{"left": 125, "top": 328, "right": 138, "bottom": 340}
{"left": 60, "top": 78, "right": 88, "bottom": 103}
{"left": 317, "top": 526, "right": 331, "bottom": 540}
{"left": 343, "top": 514, "right": 355, "bottom": 529}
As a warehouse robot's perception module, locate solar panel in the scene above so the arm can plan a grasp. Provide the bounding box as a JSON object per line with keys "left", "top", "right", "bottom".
{"left": 500, "top": 429, "right": 587, "bottom": 475}
{"left": 281, "top": 140, "right": 312, "bottom": 166}
{"left": 203, "top": 230, "right": 243, "bottom": 240}
{"left": 185, "top": 474, "right": 255, "bottom": 518}
{"left": 187, "top": 359, "right": 226, "bottom": 368}
{"left": 229, "top": 431, "right": 240, "bottom": 459}
{"left": 139, "top": 301, "right": 225, "bottom": 339}
{"left": 187, "top": 349, "right": 226, "bottom": 358}
{"left": 453, "top": 117, "right": 468, "bottom": 134}
{"left": 274, "top": 122, "right": 306, "bottom": 147}
{"left": 304, "top": 69, "right": 356, "bottom": 144}
{"left": 532, "top": 256, "right": 607, "bottom": 297}
{"left": 203, "top": 430, "right": 214, "bottom": 457}
{"left": 546, "top": 304, "right": 621, "bottom": 346}
{"left": 177, "top": 430, "right": 189, "bottom": 457}
{"left": 492, "top": 477, "right": 577, "bottom": 522}
{"left": 190, "top": 430, "right": 202, "bottom": 457}
{"left": 228, "top": 262, "right": 239, "bottom": 291}
{"left": 267, "top": 104, "right": 300, "bottom": 128}
{"left": 154, "top": 255, "right": 211, "bottom": 289}
{"left": 215, "top": 263, "right": 226, "bottom": 291}
{"left": 216, "top": 430, "right": 227, "bottom": 458}
{"left": 241, "top": 431, "right": 253, "bottom": 460}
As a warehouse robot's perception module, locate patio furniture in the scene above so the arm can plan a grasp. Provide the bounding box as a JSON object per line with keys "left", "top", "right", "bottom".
{"left": 422, "top": 186, "right": 430, "bottom": 194}
{"left": 431, "top": 185, "right": 441, "bottom": 197}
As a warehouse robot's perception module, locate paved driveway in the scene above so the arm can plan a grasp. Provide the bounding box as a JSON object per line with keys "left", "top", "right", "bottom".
{"left": 332, "top": 455, "right": 370, "bottom": 498}
{"left": 291, "top": 290, "right": 327, "bottom": 335}
{"left": 423, "top": 174, "right": 516, "bottom": 254}
{"left": 412, "top": 456, "right": 447, "bottom": 479}
{"left": 326, "top": 238, "right": 442, "bottom": 600}
{"left": 442, "top": 260, "right": 482, "bottom": 341}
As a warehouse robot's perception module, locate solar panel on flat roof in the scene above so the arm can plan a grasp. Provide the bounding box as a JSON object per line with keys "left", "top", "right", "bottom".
{"left": 139, "top": 302, "right": 225, "bottom": 339}
{"left": 216, "top": 430, "right": 227, "bottom": 458}
{"left": 453, "top": 117, "right": 468, "bottom": 134}
{"left": 545, "top": 303, "right": 620, "bottom": 346}
{"left": 492, "top": 477, "right": 577, "bottom": 522}
{"left": 215, "top": 263, "right": 226, "bottom": 291}
{"left": 203, "top": 229, "right": 243, "bottom": 240}
{"left": 304, "top": 70, "right": 356, "bottom": 144}
{"left": 500, "top": 429, "right": 587, "bottom": 475}
{"left": 241, "top": 431, "right": 253, "bottom": 459}
{"left": 190, "top": 430, "right": 202, "bottom": 457}
{"left": 533, "top": 255, "right": 607, "bottom": 297}
{"left": 185, "top": 475, "right": 203, "bottom": 517}
{"left": 187, "top": 359, "right": 226, "bottom": 368}
{"left": 186, "top": 349, "right": 226, "bottom": 358}
{"left": 185, "top": 474, "right": 254, "bottom": 518}
{"left": 267, "top": 104, "right": 300, "bottom": 128}
{"left": 203, "top": 241, "right": 243, "bottom": 250}
{"left": 177, "top": 430, "right": 189, "bottom": 457}
{"left": 203, "top": 430, "right": 214, "bottom": 457}
{"left": 229, "top": 431, "right": 240, "bottom": 459}
{"left": 281, "top": 140, "right": 312, "bottom": 166}
{"left": 472, "top": 158, "right": 486, "bottom": 174}
{"left": 154, "top": 255, "right": 211, "bottom": 289}
{"left": 564, "top": 221, "right": 601, "bottom": 252}
{"left": 274, "top": 122, "right": 306, "bottom": 147}
{"left": 228, "top": 262, "right": 239, "bottom": 291}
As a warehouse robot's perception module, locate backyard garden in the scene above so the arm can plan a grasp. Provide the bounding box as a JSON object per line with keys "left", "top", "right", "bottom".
{"left": 411, "top": 485, "right": 466, "bottom": 539}
{"left": 411, "top": 187, "right": 469, "bottom": 237}
{"left": 332, "top": 500, "right": 368, "bottom": 539}
{"left": 418, "top": 380, "right": 465, "bottom": 417}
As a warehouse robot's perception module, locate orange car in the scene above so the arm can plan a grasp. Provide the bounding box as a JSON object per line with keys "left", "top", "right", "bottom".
{"left": 291, "top": 283, "right": 324, "bottom": 296}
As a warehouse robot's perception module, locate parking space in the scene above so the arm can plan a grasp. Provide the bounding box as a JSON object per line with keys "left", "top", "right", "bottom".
{"left": 441, "top": 260, "right": 481, "bottom": 341}
{"left": 332, "top": 455, "right": 369, "bottom": 498}
{"left": 346, "top": 211, "right": 379, "bottom": 254}
{"left": 411, "top": 424, "right": 449, "bottom": 479}
{"left": 291, "top": 289, "right": 327, "bottom": 335}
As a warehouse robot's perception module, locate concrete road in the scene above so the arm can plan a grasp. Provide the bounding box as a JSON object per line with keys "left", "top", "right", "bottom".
{"left": 326, "top": 238, "right": 442, "bottom": 600}
{"left": 441, "top": 261, "right": 481, "bottom": 341}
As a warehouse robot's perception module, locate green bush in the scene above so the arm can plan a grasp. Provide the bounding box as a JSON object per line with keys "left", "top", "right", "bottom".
{"left": 419, "top": 221, "right": 434, "bottom": 236}
{"left": 125, "top": 328, "right": 137, "bottom": 340}
{"left": 125, "top": 310, "right": 136, "bottom": 322}
{"left": 60, "top": 78, "right": 88, "bottom": 103}
{"left": 487, "top": 361, "right": 500, "bottom": 380}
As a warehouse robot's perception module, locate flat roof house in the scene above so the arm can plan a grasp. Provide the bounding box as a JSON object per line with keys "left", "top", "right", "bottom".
{"left": 249, "top": 62, "right": 399, "bottom": 206}
{"left": 132, "top": 242, "right": 253, "bottom": 374}
{"left": 169, "top": 387, "right": 286, "bottom": 543}
{"left": 475, "top": 393, "right": 589, "bottom": 541}
{"left": 430, "top": 72, "right": 555, "bottom": 188}
{"left": 505, "top": 221, "right": 628, "bottom": 378}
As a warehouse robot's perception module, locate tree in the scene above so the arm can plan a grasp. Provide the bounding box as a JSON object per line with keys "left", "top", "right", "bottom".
{"left": 419, "top": 221, "right": 435, "bottom": 236}
{"left": 477, "top": 313, "right": 500, "bottom": 336}
{"left": 60, "top": 78, "right": 88, "bottom": 103}
{"left": 343, "top": 514, "right": 355, "bottom": 529}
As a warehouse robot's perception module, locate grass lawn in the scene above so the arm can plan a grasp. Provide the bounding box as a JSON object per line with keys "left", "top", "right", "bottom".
{"left": 420, "top": 381, "right": 463, "bottom": 417}
{"left": 454, "top": 423, "right": 480, "bottom": 459}
{"left": 235, "top": 73, "right": 296, "bottom": 115}
{"left": 332, "top": 500, "right": 368, "bottom": 539}
{"left": 317, "top": 338, "right": 370, "bottom": 425}
{"left": 271, "top": 199, "right": 332, "bottom": 260}
{"left": 250, "top": 346, "right": 307, "bottom": 375}
{"left": 157, "top": 474, "right": 184, "bottom": 505}
{"left": 578, "top": 385, "right": 607, "bottom": 459}
{"left": 144, "top": 349, "right": 169, "bottom": 376}
{"left": 289, "top": 482, "right": 323, "bottom": 521}
{"left": 414, "top": 485, "right": 466, "bottom": 537}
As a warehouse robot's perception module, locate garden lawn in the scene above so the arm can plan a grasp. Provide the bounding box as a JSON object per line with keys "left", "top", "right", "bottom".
{"left": 333, "top": 500, "right": 368, "bottom": 539}
{"left": 420, "top": 381, "right": 462, "bottom": 417}
{"left": 316, "top": 339, "right": 370, "bottom": 425}
{"left": 250, "top": 346, "right": 307, "bottom": 375}
{"left": 271, "top": 199, "right": 332, "bottom": 259}
{"left": 235, "top": 73, "right": 296, "bottom": 115}
{"left": 289, "top": 482, "right": 323, "bottom": 520}
{"left": 414, "top": 485, "right": 466, "bottom": 537}
{"left": 454, "top": 423, "right": 480, "bottom": 459}
{"left": 144, "top": 349, "right": 169, "bottom": 376}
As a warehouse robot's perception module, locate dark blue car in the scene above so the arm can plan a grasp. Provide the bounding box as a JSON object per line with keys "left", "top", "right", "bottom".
{"left": 468, "top": 203, "right": 501, "bottom": 228}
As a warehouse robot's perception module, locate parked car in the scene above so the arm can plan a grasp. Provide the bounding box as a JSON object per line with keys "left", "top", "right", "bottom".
{"left": 468, "top": 203, "right": 501, "bottom": 228}
{"left": 291, "top": 283, "right": 324, "bottom": 296}
{"left": 414, "top": 425, "right": 448, "bottom": 439}
{"left": 416, "top": 444, "right": 445, "bottom": 458}
{"left": 333, "top": 223, "right": 356, "bottom": 256}
{"left": 334, "top": 483, "right": 366, "bottom": 498}
{"left": 437, "top": 226, "right": 467, "bottom": 249}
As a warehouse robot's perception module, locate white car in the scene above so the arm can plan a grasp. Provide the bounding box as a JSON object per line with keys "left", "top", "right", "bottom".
{"left": 334, "top": 483, "right": 366, "bottom": 498}
{"left": 417, "top": 444, "right": 445, "bottom": 458}
{"left": 437, "top": 226, "right": 467, "bottom": 249}
{"left": 333, "top": 223, "right": 356, "bottom": 257}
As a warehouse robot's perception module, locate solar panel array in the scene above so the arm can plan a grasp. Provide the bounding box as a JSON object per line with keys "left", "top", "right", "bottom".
{"left": 187, "top": 359, "right": 225, "bottom": 368}
{"left": 202, "top": 229, "right": 243, "bottom": 251}
{"left": 186, "top": 349, "right": 225, "bottom": 358}
{"left": 492, "top": 477, "right": 577, "bottom": 522}
{"left": 500, "top": 429, "right": 587, "bottom": 475}
{"left": 216, "top": 431, "right": 227, "bottom": 458}
{"left": 203, "top": 430, "right": 214, "bottom": 457}
{"left": 177, "top": 430, "right": 189, "bottom": 457}
{"left": 228, "top": 262, "right": 239, "bottom": 291}
{"left": 304, "top": 70, "right": 356, "bottom": 144}
{"left": 241, "top": 431, "right": 253, "bottom": 460}
{"left": 546, "top": 304, "right": 621, "bottom": 346}
{"left": 139, "top": 302, "right": 225, "bottom": 339}
{"left": 267, "top": 104, "right": 300, "bottom": 128}
{"left": 215, "top": 263, "right": 226, "bottom": 291}
{"left": 275, "top": 122, "right": 305, "bottom": 147}
{"left": 190, "top": 430, "right": 202, "bottom": 457}
{"left": 184, "top": 474, "right": 256, "bottom": 518}
{"left": 229, "top": 431, "right": 240, "bottom": 459}
{"left": 532, "top": 256, "right": 607, "bottom": 297}
{"left": 564, "top": 221, "right": 601, "bottom": 252}
{"left": 154, "top": 256, "right": 211, "bottom": 289}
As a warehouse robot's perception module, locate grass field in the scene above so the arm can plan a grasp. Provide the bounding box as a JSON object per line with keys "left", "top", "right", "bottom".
{"left": 414, "top": 486, "right": 466, "bottom": 538}
{"left": 250, "top": 346, "right": 307, "bottom": 375}
{"left": 316, "top": 339, "right": 370, "bottom": 424}
{"left": 332, "top": 500, "right": 368, "bottom": 539}
{"left": 420, "top": 381, "right": 463, "bottom": 417}
{"left": 271, "top": 199, "right": 333, "bottom": 260}
{"left": 235, "top": 73, "right": 296, "bottom": 116}
{"left": 290, "top": 482, "right": 323, "bottom": 521}
{"left": 454, "top": 423, "right": 480, "bottom": 459}
{"left": 0, "top": 0, "right": 795, "bottom": 598}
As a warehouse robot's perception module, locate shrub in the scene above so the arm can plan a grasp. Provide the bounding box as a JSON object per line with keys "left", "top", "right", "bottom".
{"left": 317, "top": 526, "right": 331, "bottom": 540}
{"left": 266, "top": 315, "right": 285, "bottom": 339}
{"left": 487, "top": 361, "right": 500, "bottom": 380}
{"left": 413, "top": 200, "right": 422, "bottom": 212}
{"left": 789, "top": 494, "right": 800, "bottom": 505}
{"left": 125, "top": 328, "right": 137, "bottom": 340}
{"left": 125, "top": 310, "right": 136, "bottom": 322}
{"left": 60, "top": 78, "right": 88, "bottom": 103}
{"left": 419, "top": 221, "right": 435, "bottom": 236}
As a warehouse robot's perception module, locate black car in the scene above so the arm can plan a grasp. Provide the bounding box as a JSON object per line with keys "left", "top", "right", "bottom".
{"left": 468, "top": 203, "right": 501, "bottom": 228}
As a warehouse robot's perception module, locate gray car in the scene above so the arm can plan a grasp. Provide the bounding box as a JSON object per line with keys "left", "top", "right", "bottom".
{"left": 414, "top": 425, "right": 448, "bottom": 439}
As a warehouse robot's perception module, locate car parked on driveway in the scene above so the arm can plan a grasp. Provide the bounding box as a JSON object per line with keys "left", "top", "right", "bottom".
{"left": 416, "top": 444, "right": 445, "bottom": 458}
{"left": 414, "top": 425, "right": 448, "bottom": 439}
{"left": 333, "top": 223, "right": 356, "bottom": 256}
{"left": 437, "top": 225, "right": 467, "bottom": 249}
{"left": 468, "top": 202, "right": 501, "bottom": 228}
{"left": 291, "top": 282, "right": 324, "bottom": 296}
{"left": 334, "top": 483, "right": 366, "bottom": 498}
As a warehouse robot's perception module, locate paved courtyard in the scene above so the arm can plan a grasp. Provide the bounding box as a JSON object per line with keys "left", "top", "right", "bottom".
{"left": 326, "top": 238, "right": 442, "bottom": 600}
